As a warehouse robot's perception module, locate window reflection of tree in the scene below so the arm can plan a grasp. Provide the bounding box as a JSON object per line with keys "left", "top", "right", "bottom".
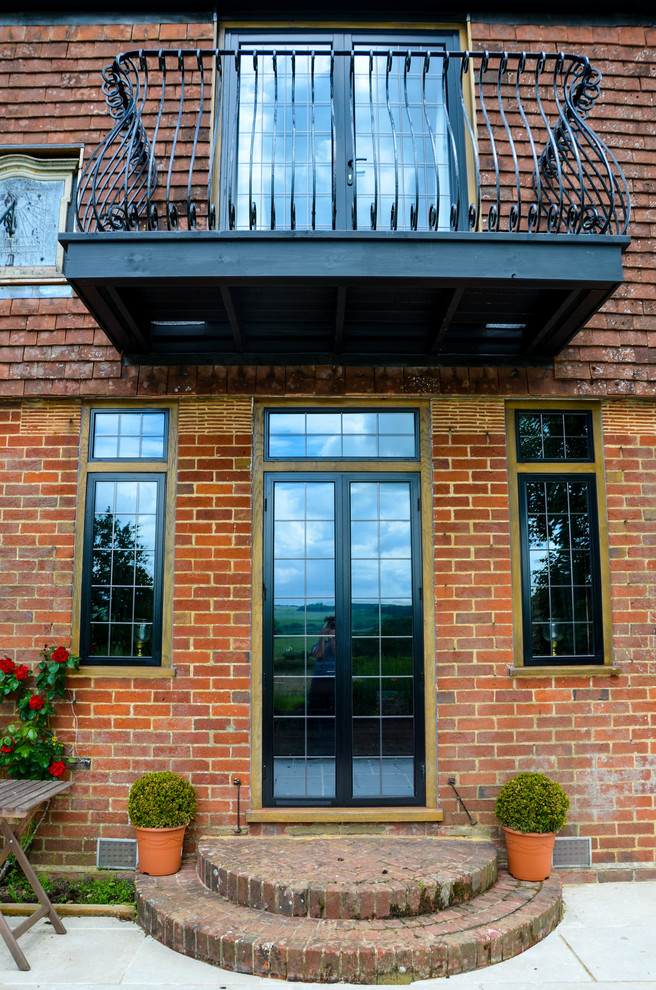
{"left": 528, "top": 482, "right": 593, "bottom": 658}
{"left": 90, "top": 508, "right": 154, "bottom": 656}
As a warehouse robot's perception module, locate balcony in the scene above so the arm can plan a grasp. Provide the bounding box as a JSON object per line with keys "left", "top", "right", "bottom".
{"left": 60, "top": 46, "right": 630, "bottom": 366}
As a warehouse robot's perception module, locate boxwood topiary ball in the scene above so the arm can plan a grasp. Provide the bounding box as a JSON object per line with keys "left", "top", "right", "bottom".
{"left": 128, "top": 771, "right": 197, "bottom": 828}
{"left": 495, "top": 771, "right": 569, "bottom": 834}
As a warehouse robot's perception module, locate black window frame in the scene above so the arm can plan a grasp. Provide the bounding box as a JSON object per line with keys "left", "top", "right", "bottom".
{"left": 518, "top": 472, "right": 604, "bottom": 667}
{"left": 262, "top": 470, "right": 426, "bottom": 807}
{"left": 265, "top": 406, "right": 421, "bottom": 461}
{"left": 515, "top": 409, "right": 594, "bottom": 464}
{"left": 79, "top": 472, "right": 166, "bottom": 668}
{"left": 507, "top": 400, "right": 614, "bottom": 672}
{"left": 88, "top": 408, "right": 169, "bottom": 463}
{"left": 220, "top": 26, "right": 466, "bottom": 233}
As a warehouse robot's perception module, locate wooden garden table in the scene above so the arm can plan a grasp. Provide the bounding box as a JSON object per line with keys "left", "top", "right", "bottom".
{"left": 0, "top": 778, "right": 73, "bottom": 971}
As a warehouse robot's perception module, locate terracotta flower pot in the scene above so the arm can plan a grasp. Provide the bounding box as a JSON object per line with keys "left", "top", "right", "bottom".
{"left": 503, "top": 826, "right": 556, "bottom": 881}
{"left": 134, "top": 824, "right": 187, "bottom": 876}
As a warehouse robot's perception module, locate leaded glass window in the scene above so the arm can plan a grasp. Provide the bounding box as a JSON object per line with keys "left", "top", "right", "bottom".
{"left": 82, "top": 475, "right": 165, "bottom": 664}
{"left": 90, "top": 410, "right": 167, "bottom": 460}
{"left": 80, "top": 406, "right": 171, "bottom": 667}
{"left": 522, "top": 478, "right": 599, "bottom": 662}
{"left": 516, "top": 411, "right": 592, "bottom": 462}
{"left": 513, "top": 406, "right": 605, "bottom": 667}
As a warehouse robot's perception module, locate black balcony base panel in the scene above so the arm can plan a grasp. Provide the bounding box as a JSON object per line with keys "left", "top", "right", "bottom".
{"left": 60, "top": 230, "right": 628, "bottom": 367}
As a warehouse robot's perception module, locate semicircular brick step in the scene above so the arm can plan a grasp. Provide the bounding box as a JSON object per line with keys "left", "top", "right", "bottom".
{"left": 135, "top": 836, "right": 562, "bottom": 984}
{"left": 198, "top": 836, "right": 498, "bottom": 918}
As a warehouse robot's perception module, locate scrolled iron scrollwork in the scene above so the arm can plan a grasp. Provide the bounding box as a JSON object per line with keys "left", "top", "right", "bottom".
{"left": 75, "top": 47, "right": 629, "bottom": 237}
{"left": 78, "top": 55, "right": 158, "bottom": 233}
{"left": 535, "top": 55, "right": 629, "bottom": 236}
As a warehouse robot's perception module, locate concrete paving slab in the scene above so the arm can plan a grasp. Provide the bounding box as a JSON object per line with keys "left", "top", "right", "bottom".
{"left": 560, "top": 926, "right": 656, "bottom": 982}
{"left": 559, "top": 882, "right": 656, "bottom": 929}
{"left": 0, "top": 917, "right": 146, "bottom": 985}
{"left": 414, "top": 985, "right": 594, "bottom": 990}
{"left": 58, "top": 915, "right": 138, "bottom": 930}
{"left": 1, "top": 883, "right": 656, "bottom": 990}
{"left": 413, "top": 986, "right": 656, "bottom": 990}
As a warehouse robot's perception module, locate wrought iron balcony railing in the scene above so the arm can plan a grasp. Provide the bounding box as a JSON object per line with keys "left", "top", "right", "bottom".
{"left": 77, "top": 47, "right": 630, "bottom": 238}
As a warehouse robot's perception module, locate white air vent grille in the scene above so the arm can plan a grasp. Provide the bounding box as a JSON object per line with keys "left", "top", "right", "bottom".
{"left": 552, "top": 836, "right": 592, "bottom": 868}
{"left": 96, "top": 838, "right": 138, "bottom": 871}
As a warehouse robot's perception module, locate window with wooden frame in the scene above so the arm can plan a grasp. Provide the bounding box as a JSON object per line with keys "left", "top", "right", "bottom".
{"left": 506, "top": 402, "right": 617, "bottom": 675}
{"left": 73, "top": 405, "right": 177, "bottom": 671}
{"left": 248, "top": 400, "right": 441, "bottom": 822}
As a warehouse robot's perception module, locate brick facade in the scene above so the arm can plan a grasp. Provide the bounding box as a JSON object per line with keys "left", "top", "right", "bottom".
{"left": 0, "top": 13, "right": 654, "bottom": 871}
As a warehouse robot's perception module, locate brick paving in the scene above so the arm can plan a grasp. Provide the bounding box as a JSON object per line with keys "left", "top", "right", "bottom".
{"left": 198, "top": 835, "right": 498, "bottom": 918}
{"left": 135, "top": 836, "right": 562, "bottom": 983}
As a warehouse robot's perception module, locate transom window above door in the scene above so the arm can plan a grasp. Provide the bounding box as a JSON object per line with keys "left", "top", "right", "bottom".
{"left": 266, "top": 408, "right": 419, "bottom": 459}
{"left": 223, "top": 28, "right": 461, "bottom": 233}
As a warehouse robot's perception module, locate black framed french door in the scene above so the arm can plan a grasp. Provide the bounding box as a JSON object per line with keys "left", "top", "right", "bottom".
{"left": 263, "top": 473, "right": 425, "bottom": 806}
{"left": 222, "top": 28, "right": 463, "bottom": 233}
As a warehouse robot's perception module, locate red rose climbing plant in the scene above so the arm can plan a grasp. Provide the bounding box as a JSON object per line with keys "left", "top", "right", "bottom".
{"left": 0, "top": 645, "right": 80, "bottom": 780}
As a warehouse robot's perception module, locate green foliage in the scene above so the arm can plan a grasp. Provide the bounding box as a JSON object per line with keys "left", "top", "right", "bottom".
{"left": 127, "top": 771, "right": 197, "bottom": 828}
{"left": 0, "top": 645, "right": 79, "bottom": 780}
{"left": 0, "top": 868, "right": 135, "bottom": 905}
{"left": 494, "top": 771, "right": 569, "bottom": 834}
{"left": 0, "top": 721, "right": 67, "bottom": 780}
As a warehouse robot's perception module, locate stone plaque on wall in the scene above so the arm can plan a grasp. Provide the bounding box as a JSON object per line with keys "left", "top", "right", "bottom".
{"left": 0, "top": 153, "right": 78, "bottom": 280}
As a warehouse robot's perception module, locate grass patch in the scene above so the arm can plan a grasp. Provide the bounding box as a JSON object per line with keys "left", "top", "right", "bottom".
{"left": 0, "top": 868, "right": 136, "bottom": 905}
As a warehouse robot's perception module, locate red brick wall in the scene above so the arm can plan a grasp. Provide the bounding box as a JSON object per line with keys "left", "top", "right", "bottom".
{"left": 0, "top": 400, "right": 79, "bottom": 650}
{"left": 0, "top": 400, "right": 85, "bottom": 862}
{"left": 0, "top": 396, "right": 255, "bottom": 866}
{"left": 0, "top": 17, "right": 655, "bottom": 868}
{"left": 5, "top": 392, "right": 652, "bottom": 868}
{"left": 433, "top": 397, "right": 656, "bottom": 867}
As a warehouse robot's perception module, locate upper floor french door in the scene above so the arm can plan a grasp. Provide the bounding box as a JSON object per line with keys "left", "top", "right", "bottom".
{"left": 263, "top": 472, "right": 425, "bottom": 806}
{"left": 222, "top": 28, "right": 463, "bottom": 233}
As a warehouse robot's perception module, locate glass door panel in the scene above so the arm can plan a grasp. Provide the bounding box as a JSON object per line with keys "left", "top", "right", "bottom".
{"left": 350, "top": 482, "right": 415, "bottom": 798}
{"left": 234, "top": 46, "right": 334, "bottom": 231}
{"left": 271, "top": 481, "right": 336, "bottom": 799}
{"left": 227, "top": 31, "right": 458, "bottom": 232}
{"left": 352, "top": 48, "right": 451, "bottom": 232}
{"left": 265, "top": 473, "right": 423, "bottom": 806}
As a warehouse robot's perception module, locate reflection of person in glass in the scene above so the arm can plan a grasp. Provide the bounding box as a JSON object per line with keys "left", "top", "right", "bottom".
{"left": 308, "top": 616, "right": 335, "bottom": 714}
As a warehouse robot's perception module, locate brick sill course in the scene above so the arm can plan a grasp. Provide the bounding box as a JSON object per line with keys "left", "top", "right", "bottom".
{"left": 508, "top": 665, "right": 622, "bottom": 677}
{"left": 555, "top": 865, "right": 656, "bottom": 883}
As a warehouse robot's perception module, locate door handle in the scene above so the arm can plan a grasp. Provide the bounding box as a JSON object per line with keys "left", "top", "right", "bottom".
{"left": 347, "top": 158, "right": 367, "bottom": 186}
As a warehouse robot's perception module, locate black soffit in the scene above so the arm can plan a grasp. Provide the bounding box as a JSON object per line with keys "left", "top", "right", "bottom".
{"left": 8, "top": 3, "right": 654, "bottom": 18}
{"left": 60, "top": 230, "right": 628, "bottom": 367}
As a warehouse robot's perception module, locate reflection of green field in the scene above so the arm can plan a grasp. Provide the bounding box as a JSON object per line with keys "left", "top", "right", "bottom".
{"left": 353, "top": 602, "right": 413, "bottom": 636}
{"left": 273, "top": 602, "right": 412, "bottom": 637}
{"left": 272, "top": 633, "right": 413, "bottom": 677}
{"left": 273, "top": 677, "right": 307, "bottom": 714}
{"left": 272, "top": 604, "right": 415, "bottom": 676}
{"left": 272, "top": 637, "right": 310, "bottom": 676}
{"left": 273, "top": 603, "right": 333, "bottom": 637}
